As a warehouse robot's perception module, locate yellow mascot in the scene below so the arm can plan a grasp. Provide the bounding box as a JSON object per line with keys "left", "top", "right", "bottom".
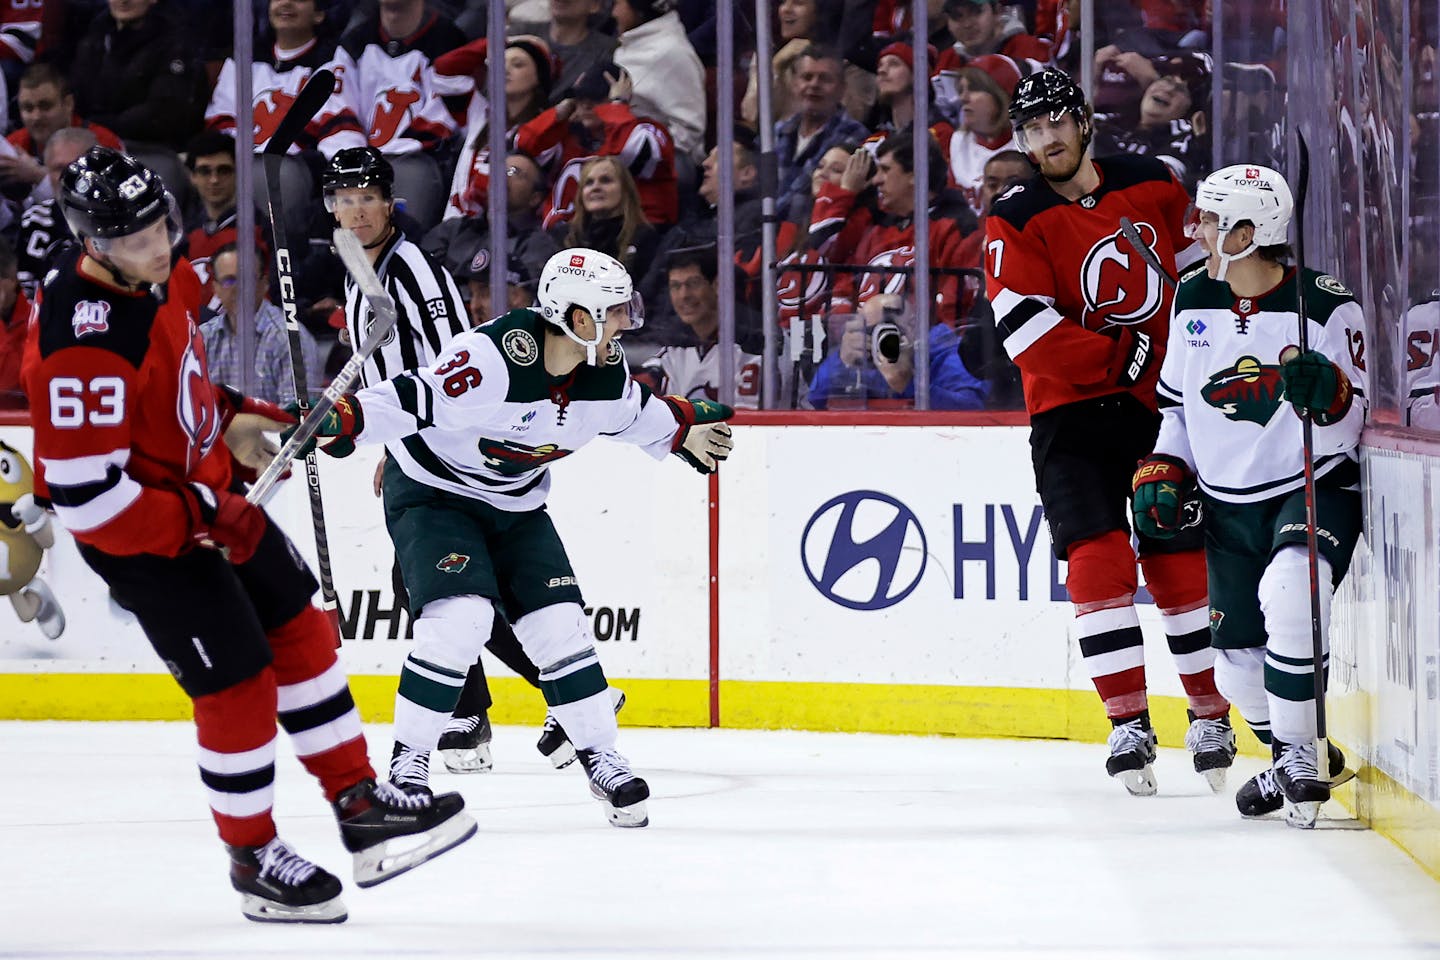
{"left": 0, "top": 440, "right": 64, "bottom": 639}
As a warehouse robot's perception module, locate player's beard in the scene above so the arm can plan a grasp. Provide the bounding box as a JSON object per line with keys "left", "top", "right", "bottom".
{"left": 1036, "top": 141, "right": 1086, "bottom": 184}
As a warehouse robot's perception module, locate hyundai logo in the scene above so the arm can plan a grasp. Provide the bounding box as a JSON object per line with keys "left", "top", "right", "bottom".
{"left": 801, "top": 491, "right": 927, "bottom": 610}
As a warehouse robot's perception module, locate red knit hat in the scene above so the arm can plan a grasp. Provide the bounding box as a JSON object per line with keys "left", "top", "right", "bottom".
{"left": 964, "top": 53, "right": 1022, "bottom": 97}
{"left": 878, "top": 40, "right": 939, "bottom": 78}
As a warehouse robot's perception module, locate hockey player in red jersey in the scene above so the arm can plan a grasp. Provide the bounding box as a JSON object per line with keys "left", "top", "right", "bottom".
{"left": 21, "top": 147, "right": 475, "bottom": 923}
{"left": 984, "top": 71, "right": 1235, "bottom": 794}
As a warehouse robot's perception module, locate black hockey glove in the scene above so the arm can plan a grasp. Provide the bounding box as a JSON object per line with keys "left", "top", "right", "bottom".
{"left": 660, "top": 396, "right": 735, "bottom": 474}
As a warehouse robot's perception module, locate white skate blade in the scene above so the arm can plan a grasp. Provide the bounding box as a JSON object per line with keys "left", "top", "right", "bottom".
{"left": 239, "top": 892, "right": 348, "bottom": 924}
{"left": 1114, "top": 766, "right": 1158, "bottom": 797}
{"left": 1284, "top": 798, "right": 1323, "bottom": 829}
{"left": 353, "top": 811, "right": 477, "bottom": 888}
{"left": 546, "top": 741, "right": 578, "bottom": 770}
{"left": 1201, "top": 767, "right": 1228, "bottom": 793}
{"left": 439, "top": 743, "right": 493, "bottom": 774}
{"left": 600, "top": 796, "right": 649, "bottom": 828}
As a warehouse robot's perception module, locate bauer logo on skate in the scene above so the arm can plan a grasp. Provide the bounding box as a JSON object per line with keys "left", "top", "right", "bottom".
{"left": 801, "top": 491, "right": 927, "bottom": 611}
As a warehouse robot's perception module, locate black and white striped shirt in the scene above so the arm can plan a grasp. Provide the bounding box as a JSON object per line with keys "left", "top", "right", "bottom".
{"left": 343, "top": 228, "right": 468, "bottom": 389}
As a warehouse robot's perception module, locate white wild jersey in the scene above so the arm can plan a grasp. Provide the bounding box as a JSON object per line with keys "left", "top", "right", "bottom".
{"left": 1154, "top": 265, "right": 1367, "bottom": 504}
{"left": 343, "top": 231, "right": 469, "bottom": 388}
{"left": 355, "top": 309, "right": 680, "bottom": 511}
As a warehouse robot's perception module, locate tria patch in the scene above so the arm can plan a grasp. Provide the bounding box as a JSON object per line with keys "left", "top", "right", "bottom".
{"left": 71, "top": 300, "right": 111, "bottom": 338}
{"left": 503, "top": 328, "right": 539, "bottom": 365}
{"left": 1186, "top": 317, "right": 1206, "bottom": 336}
{"left": 436, "top": 552, "right": 470, "bottom": 573}
{"left": 1201, "top": 355, "right": 1285, "bottom": 425}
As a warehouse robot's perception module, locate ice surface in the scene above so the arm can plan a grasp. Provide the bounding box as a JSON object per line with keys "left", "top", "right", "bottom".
{"left": 3, "top": 722, "right": 1439, "bottom": 960}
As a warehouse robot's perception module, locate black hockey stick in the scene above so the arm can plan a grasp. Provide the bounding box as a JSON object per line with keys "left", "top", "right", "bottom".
{"left": 1118, "top": 217, "right": 1177, "bottom": 289}
{"left": 260, "top": 69, "right": 344, "bottom": 639}
{"left": 247, "top": 229, "right": 398, "bottom": 506}
{"left": 1280, "top": 129, "right": 1331, "bottom": 785}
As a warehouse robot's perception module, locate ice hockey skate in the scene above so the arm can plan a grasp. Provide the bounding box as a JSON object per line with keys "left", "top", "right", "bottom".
{"left": 577, "top": 747, "right": 650, "bottom": 827}
{"left": 1237, "top": 742, "right": 1353, "bottom": 819}
{"left": 1271, "top": 740, "right": 1331, "bottom": 828}
{"left": 228, "top": 837, "right": 347, "bottom": 924}
{"left": 1184, "top": 711, "right": 1237, "bottom": 791}
{"left": 538, "top": 686, "right": 626, "bottom": 769}
{"left": 1105, "top": 717, "right": 1158, "bottom": 796}
{"left": 438, "top": 713, "right": 493, "bottom": 773}
{"left": 388, "top": 742, "right": 433, "bottom": 797}
{"left": 333, "top": 777, "right": 476, "bottom": 887}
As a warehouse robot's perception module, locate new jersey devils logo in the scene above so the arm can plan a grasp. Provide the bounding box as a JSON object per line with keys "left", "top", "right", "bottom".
{"left": 777, "top": 250, "right": 830, "bottom": 324}
{"left": 1080, "top": 221, "right": 1164, "bottom": 328}
{"left": 176, "top": 330, "right": 222, "bottom": 470}
{"left": 857, "top": 246, "right": 914, "bottom": 304}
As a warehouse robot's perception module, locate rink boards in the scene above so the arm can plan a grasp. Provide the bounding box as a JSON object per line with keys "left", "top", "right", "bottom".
{"left": 3, "top": 417, "right": 1440, "bottom": 874}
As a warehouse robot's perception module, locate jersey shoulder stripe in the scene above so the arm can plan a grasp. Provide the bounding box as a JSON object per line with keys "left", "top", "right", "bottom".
{"left": 1298, "top": 268, "right": 1358, "bottom": 327}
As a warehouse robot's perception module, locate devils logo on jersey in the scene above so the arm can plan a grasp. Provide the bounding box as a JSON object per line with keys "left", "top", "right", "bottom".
{"left": 477, "top": 437, "right": 574, "bottom": 474}
{"left": 1080, "top": 221, "right": 1164, "bottom": 329}
{"left": 776, "top": 250, "right": 831, "bottom": 326}
{"left": 857, "top": 246, "right": 914, "bottom": 305}
{"left": 1201, "top": 355, "right": 1285, "bottom": 425}
{"left": 175, "top": 332, "right": 223, "bottom": 472}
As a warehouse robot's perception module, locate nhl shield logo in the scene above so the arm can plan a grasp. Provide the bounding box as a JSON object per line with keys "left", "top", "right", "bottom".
{"left": 436, "top": 552, "right": 470, "bottom": 573}
{"left": 72, "top": 300, "right": 111, "bottom": 338}
{"left": 502, "top": 328, "right": 539, "bottom": 365}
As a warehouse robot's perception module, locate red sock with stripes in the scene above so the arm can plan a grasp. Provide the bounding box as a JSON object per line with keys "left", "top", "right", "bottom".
{"left": 193, "top": 668, "right": 279, "bottom": 848}
{"left": 1142, "top": 549, "right": 1228, "bottom": 720}
{"left": 1068, "top": 531, "right": 1148, "bottom": 720}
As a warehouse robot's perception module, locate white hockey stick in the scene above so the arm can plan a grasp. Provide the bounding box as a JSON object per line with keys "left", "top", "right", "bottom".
{"left": 246, "top": 229, "right": 398, "bottom": 506}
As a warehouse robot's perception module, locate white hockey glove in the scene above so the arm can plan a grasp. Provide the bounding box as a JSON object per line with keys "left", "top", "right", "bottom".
{"left": 12, "top": 493, "right": 53, "bottom": 549}
{"left": 660, "top": 396, "right": 736, "bottom": 474}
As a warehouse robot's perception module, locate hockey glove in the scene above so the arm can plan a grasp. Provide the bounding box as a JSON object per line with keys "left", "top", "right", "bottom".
{"left": 1131, "top": 454, "right": 1191, "bottom": 540}
{"left": 217, "top": 389, "right": 297, "bottom": 481}
{"left": 181, "top": 483, "right": 266, "bottom": 565}
{"left": 1109, "top": 328, "right": 1156, "bottom": 388}
{"left": 1280, "top": 348, "right": 1354, "bottom": 425}
{"left": 660, "top": 395, "right": 735, "bottom": 474}
{"left": 282, "top": 394, "right": 365, "bottom": 459}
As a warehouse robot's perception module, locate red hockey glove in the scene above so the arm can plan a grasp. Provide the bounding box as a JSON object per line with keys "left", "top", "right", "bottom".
{"left": 181, "top": 483, "right": 266, "bottom": 564}
{"left": 1131, "top": 455, "right": 1190, "bottom": 540}
{"left": 660, "top": 395, "right": 735, "bottom": 474}
{"left": 216, "top": 385, "right": 297, "bottom": 482}
{"left": 1109, "top": 327, "right": 1156, "bottom": 388}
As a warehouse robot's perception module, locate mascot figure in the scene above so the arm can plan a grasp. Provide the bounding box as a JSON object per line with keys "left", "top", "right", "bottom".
{"left": 0, "top": 440, "right": 64, "bottom": 639}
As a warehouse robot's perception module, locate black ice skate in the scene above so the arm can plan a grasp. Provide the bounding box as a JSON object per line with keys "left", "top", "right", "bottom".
{"left": 333, "top": 777, "right": 476, "bottom": 887}
{"left": 1272, "top": 740, "right": 1330, "bottom": 828}
{"left": 577, "top": 747, "right": 650, "bottom": 828}
{"left": 1184, "top": 711, "right": 1237, "bottom": 792}
{"left": 439, "top": 714, "right": 493, "bottom": 773}
{"left": 389, "top": 742, "right": 433, "bottom": 797}
{"left": 537, "top": 687, "right": 626, "bottom": 769}
{"left": 1105, "top": 716, "right": 1158, "bottom": 796}
{"left": 1237, "top": 742, "right": 1351, "bottom": 819}
{"left": 228, "top": 837, "right": 346, "bottom": 924}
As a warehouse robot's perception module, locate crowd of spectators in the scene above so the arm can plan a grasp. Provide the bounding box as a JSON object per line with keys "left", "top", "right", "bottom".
{"left": 0, "top": 0, "right": 1246, "bottom": 412}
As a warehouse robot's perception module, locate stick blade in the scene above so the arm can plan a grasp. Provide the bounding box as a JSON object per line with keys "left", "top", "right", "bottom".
{"left": 264, "top": 68, "right": 336, "bottom": 156}
{"left": 333, "top": 228, "right": 398, "bottom": 327}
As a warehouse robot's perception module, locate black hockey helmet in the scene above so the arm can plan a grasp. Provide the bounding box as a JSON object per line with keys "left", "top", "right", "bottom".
{"left": 323, "top": 146, "right": 394, "bottom": 211}
{"left": 1007, "top": 68, "right": 1092, "bottom": 150}
{"left": 59, "top": 146, "right": 178, "bottom": 244}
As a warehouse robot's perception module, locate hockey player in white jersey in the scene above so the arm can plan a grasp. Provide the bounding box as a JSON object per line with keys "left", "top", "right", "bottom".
{"left": 297, "top": 247, "right": 735, "bottom": 827}
{"left": 1131, "top": 164, "right": 1365, "bottom": 828}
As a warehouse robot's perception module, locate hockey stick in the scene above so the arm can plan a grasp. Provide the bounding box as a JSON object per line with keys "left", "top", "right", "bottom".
{"left": 1281, "top": 129, "right": 1331, "bottom": 786}
{"left": 246, "top": 229, "right": 398, "bottom": 506}
{"left": 1118, "top": 216, "right": 1178, "bottom": 289}
{"left": 260, "top": 68, "right": 343, "bottom": 636}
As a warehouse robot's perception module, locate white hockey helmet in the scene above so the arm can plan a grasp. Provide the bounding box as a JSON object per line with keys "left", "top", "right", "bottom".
{"left": 1190, "top": 164, "right": 1294, "bottom": 280}
{"left": 537, "top": 248, "right": 643, "bottom": 364}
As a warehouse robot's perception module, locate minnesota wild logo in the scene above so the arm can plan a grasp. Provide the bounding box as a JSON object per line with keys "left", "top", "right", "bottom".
{"left": 436, "top": 552, "right": 470, "bottom": 573}
{"left": 1201, "top": 355, "right": 1285, "bottom": 425}
{"left": 477, "top": 437, "right": 574, "bottom": 475}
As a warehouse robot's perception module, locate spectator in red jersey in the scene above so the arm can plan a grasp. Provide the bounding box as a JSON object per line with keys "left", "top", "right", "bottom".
{"left": 0, "top": 64, "right": 124, "bottom": 202}
{"left": 946, "top": 54, "right": 1023, "bottom": 214}
{"left": 521, "top": 61, "right": 679, "bottom": 229}
{"left": 0, "top": 238, "right": 27, "bottom": 407}
{"left": 936, "top": 0, "right": 1051, "bottom": 71}
{"left": 551, "top": 155, "right": 659, "bottom": 276}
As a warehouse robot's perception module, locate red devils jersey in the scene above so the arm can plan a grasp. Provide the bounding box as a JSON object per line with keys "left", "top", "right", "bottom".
{"left": 985, "top": 154, "right": 1191, "bottom": 416}
{"left": 21, "top": 251, "right": 231, "bottom": 557}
